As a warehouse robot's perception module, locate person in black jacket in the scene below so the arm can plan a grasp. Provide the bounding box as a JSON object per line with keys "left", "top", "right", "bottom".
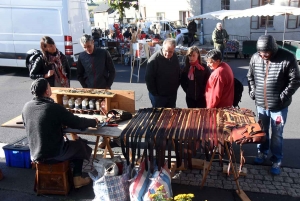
{"left": 145, "top": 38, "right": 180, "bottom": 108}
{"left": 247, "top": 35, "right": 300, "bottom": 175}
{"left": 29, "top": 36, "right": 70, "bottom": 87}
{"left": 77, "top": 34, "right": 116, "bottom": 89}
{"left": 22, "top": 78, "right": 99, "bottom": 188}
{"left": 181, "top": 46, "right": 211, "bottom": 108}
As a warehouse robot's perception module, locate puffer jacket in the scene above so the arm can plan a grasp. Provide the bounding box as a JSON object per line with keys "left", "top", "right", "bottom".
{"left": 247, "top": 48, "right": 300, "bottom": 110}
{"left": 30, "top": 51, "right": 70, "bottom": 87}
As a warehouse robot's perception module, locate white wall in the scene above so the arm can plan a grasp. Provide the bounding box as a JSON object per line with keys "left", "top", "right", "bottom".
{"left": 140, "top": 0, "right": 200, "bottom": 22}
{"left": 202, "top": 0, "right": 300, "bottom": 43}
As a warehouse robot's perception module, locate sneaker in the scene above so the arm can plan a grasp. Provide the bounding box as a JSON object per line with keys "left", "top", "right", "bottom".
{"left": 270, "top": 162, "right": 281, "bottom": 175}
{"left": 254, "top": 152, "right": 267, "bottom": 164}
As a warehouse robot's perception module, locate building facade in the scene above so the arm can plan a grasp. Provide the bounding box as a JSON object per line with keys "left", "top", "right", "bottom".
{"left": 141, "top": 0, "right": 300, "bottom": 43}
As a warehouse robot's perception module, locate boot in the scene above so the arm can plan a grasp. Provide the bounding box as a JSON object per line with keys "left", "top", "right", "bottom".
{"left": 73, "top": 176, "right": 91, "bottom": 188}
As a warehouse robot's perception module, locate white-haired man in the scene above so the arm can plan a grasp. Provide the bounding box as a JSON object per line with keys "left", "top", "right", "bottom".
{"left": 77, "top": 34, "right": 116, "bottom": 89}
{"left": 145, "top": 38, "right": 180, "bottom": 108}
{"left": 212, "top": 22, "right": 229, "bottom": 60}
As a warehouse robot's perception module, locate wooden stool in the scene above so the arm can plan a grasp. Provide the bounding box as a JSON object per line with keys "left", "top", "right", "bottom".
{"left": 34, "top": 160, "right": 72, "bottom": 195}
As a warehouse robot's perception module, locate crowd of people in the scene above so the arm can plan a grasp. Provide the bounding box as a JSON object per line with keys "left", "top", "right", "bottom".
{"left": 17, "top": 30, "right": 300, "bottom": 192}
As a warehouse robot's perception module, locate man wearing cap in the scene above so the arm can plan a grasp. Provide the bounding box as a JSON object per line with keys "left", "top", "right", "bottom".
{"left": 22, "top": 78, "right": 99, "bottom": 188}
{"left": 247, "top": 35, "right": 300, "bottom": 175}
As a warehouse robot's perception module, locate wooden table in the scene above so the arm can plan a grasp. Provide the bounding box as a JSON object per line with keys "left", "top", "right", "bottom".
{"left": 1, "top": 114, "right": 130, "bottom": 160}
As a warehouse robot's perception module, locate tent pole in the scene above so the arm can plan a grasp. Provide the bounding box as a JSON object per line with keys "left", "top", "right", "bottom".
{"left": 283, "top": 12, "right": 287, "bottom": 47}
{"left": 265, "top": 16, "right": 268, "bottom": 35}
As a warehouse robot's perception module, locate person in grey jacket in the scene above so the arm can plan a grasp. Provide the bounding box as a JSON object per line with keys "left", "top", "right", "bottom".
{"left": 247, "top": 35, "right": 300, "bottom": 175}
{"left": 22, "top": 78, "right": 99, "bottom": 188}
{"left": 77, "top": 34, "right": 115, "bottom": 89}
{"left": 145, "top": 38, "right": 180, "bottom": 108}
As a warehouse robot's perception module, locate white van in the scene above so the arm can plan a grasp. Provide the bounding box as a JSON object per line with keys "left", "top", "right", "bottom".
{"left": 0, "top": 0, "right": 91, "bottom": 68}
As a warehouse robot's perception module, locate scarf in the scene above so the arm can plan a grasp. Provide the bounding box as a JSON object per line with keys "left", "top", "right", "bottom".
{"left": 188, "top": 59, "right": 205, "bottom": 80}
{"left": 47, "top": 50, "right": 69, "bottom": 87}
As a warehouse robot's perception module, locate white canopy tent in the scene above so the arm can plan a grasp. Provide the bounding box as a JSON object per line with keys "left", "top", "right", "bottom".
{"left": 187, "top": 10, "right": 243, "bottom": 21}
{"left": 226, "top": 4, "right": 300, "bottom": 41}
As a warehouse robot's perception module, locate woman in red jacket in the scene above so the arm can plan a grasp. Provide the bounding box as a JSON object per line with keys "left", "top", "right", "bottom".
{"left": 205, "top": 49, "right": 234, "bottom": 108}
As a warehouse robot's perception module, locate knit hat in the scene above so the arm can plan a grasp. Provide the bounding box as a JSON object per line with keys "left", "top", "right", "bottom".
{"left": 30, "top": 78, "right": 48, "bottom": 97}
{"left": 256, "top": 35, "right": 278, "bottom": 54}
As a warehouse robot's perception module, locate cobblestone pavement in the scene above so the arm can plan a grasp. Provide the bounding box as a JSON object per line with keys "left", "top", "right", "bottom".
{"left": 172, "top": 162, "right": 300, "bottom": 197}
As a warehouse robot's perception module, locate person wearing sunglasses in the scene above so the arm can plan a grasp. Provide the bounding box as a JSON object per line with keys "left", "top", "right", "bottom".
{"left": 247, "top": 35, "right": 300, "bottom": 175}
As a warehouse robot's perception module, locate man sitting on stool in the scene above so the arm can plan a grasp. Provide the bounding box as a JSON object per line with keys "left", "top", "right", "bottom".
{"left": 22, "top": 78, "right": 99, "bottom": 188}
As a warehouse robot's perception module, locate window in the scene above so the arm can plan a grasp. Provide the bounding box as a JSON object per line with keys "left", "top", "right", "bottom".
{"left": 287, "top": 0, "right": 300, "bottom": 29}
{"left": 156, "top": 12, "right": 165, "bottom": 21}
{"left": 260, "top": 0, "right": 274, "bottom": 27}
{"left": 221, "top": 0, "right": 230, "bottom": 10}
{"left": 250, "top": 0, "right": 274, "bottom": 29}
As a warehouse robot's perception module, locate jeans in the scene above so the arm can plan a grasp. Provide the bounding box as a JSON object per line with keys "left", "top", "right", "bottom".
{"left": 149, "top": 92, "right": 177, "bottom": 108}
{"left": 256, "top": 106, "right": 288, "bottom": 163}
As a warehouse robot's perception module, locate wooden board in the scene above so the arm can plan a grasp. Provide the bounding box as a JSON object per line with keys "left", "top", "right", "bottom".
{"left": 110, "top": 90, "right": 135, "bottom": 113}
{"left": 223, "top": 164, "right": 247, "bottom": 176}
{"left": 51, "top": 88, "right": 116, "bottom": 98}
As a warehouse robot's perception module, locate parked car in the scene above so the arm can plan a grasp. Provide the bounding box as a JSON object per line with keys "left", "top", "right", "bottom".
{"left": 147, "top": 20, "right": 189, "bottom": 43}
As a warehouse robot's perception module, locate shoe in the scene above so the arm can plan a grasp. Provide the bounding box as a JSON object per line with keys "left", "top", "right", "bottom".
{"left": 112, "top": 137, "right": 121, "bottom": 147}
{"left": 73, "top": 176, "right": 91, "bottom": 188}
{"left": 254, "top": 152, "right": 267, "bottom": 164}
{"left": 270, "top": 162, "right": 281, "bottom": 175}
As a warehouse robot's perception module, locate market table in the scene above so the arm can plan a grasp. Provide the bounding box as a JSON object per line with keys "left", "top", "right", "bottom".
{"left": 1, "top": 114, "right": 130, "bottom": 160}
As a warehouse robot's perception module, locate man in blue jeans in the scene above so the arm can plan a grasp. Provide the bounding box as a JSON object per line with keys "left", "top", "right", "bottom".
{"left": 145, "top": 38, "right": 180, "bottom": 108}
{"left": 247, "top": 35, "right": 300, "bottom": 175}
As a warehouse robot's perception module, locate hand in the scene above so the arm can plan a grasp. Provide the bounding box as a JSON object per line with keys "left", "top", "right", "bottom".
{"left": 249, "top": 91, "right": 255, "bottom": 100}
{"left": 45, "top": 70, "right": 54, "bottom": 78}
{"left": 94, "top": 118, "right": 99, "bottom": 124}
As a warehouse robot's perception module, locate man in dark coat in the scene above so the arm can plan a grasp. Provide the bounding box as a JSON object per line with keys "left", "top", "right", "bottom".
{"left": 247, "top": 35, "right": 300, "bottom": 175}
{"left": 77, "top": 34, "right": 116, "bottom": 89}
{"left": 22, "top": 78, "right": 99, "bottom": 188}
{"left": 145, "top": 38, "right": 180, "bottom": 108}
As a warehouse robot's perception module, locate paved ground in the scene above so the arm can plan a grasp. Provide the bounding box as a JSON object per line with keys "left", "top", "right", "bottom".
{"left": 1, "top": 51, "right": 300, "bottom": 200}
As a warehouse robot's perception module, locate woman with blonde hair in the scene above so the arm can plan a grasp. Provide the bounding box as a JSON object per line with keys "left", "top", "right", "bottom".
{"left": 181, "top": 46, "right": 211, "bottom": 108}
{"left": 30, "top": 36, "right": 70, "bottom": 87}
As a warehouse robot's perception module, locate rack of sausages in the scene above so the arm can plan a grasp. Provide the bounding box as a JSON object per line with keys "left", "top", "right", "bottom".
{"left": 120, "top": 107, "right": 256, "bottom": 172}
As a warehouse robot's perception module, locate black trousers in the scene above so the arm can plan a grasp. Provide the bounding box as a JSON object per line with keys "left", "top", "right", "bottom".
{"left": 47, "top": 138, "right": 92, "bottom": 177}
{"left": 186, "top": 96, "right": 206, "bottom": 108}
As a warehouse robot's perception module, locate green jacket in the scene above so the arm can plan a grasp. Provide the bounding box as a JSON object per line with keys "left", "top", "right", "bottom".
{"left": 212, "top": 28, "right": 229, "bottom": 50}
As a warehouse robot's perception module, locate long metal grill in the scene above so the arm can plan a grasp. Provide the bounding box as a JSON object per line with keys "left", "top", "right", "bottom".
{"left": 120, "top": 107, "right": 256, "bottom": 172}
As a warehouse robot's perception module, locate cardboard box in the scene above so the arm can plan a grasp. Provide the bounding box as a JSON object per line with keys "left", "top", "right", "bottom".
{"left": 2, "top": 137, "right": 31, "bottom": 169}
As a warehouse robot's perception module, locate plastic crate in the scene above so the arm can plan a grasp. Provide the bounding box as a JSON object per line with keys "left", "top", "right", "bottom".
{"left": 2, "top": 137, "right": 31, "bottom": 169}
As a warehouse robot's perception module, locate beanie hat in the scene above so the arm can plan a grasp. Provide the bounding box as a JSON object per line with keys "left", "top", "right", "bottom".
{"left": 256, "top": 35, "right": 278, "bottom": 54}
{"left": 30, "top": 78, "right": 48, "bottom": 97}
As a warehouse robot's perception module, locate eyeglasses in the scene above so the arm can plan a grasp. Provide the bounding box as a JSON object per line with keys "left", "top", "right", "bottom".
{"left": 258, "top": 52, "right": 270, "bottom": 57}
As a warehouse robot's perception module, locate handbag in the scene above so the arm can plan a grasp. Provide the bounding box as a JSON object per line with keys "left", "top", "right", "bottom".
{"left": 89, "top": 158, "right": 131, "bottom": 201}
{"left": 129, "top": 159, "right": 172, "bottom": 201}
{"left": 228, "top": 122, "right": 266, "bottom": 144}
{"left": 107, "top": 109, "right": 133, "bottom": 123}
